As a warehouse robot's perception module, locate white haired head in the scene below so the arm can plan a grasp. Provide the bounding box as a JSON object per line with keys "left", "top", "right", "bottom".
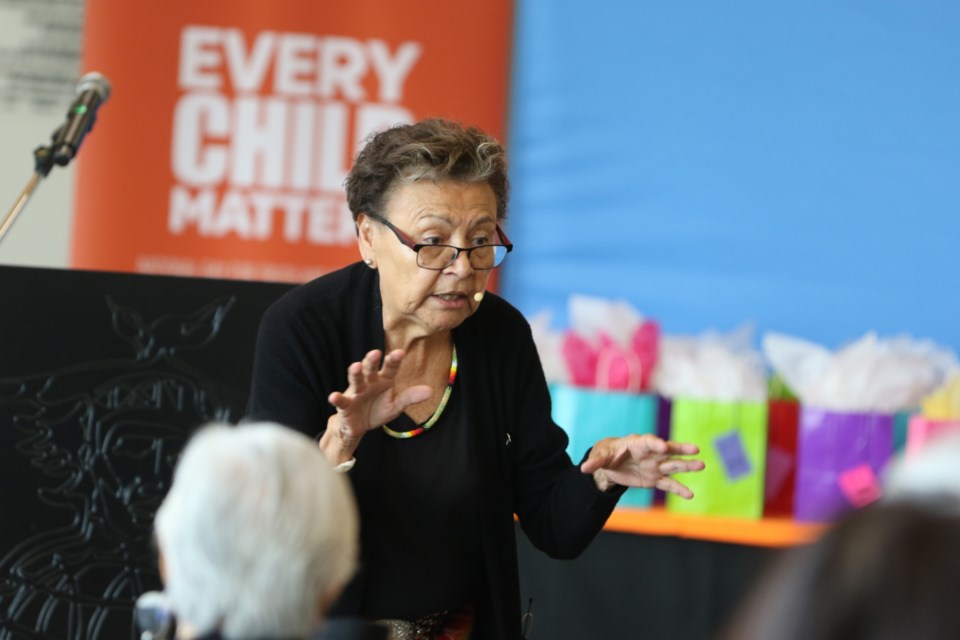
{"left": 885, "top": 432, "right": 960, "bottom": 508}
{"left": 154, "top": 422, "right": 358, "bottom": 639}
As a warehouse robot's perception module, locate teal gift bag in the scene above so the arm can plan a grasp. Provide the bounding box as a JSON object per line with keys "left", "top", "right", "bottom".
{"left": 549, "top": 384, "right": 658, "bottom": 508}
{"left": 893, "top": 409, "right": 919, "bottom": 454}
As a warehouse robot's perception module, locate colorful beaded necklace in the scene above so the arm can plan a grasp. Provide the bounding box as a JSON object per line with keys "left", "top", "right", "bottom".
{"left": 381, "top": 345, "right": 458, "bottom": 439}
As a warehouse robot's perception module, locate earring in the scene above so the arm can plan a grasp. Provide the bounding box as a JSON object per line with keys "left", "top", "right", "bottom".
{"left": 364, "top": 259, "right": 375, "bottom": 268}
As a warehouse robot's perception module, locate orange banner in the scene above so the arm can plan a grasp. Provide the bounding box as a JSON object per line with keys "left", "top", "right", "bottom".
{"left": 72, "top": 0, "right": 512, "bottom": 283}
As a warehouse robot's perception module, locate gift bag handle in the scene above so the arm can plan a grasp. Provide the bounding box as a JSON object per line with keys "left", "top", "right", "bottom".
{"left": 596, "top": 347, "right": 644, "bottom": 393}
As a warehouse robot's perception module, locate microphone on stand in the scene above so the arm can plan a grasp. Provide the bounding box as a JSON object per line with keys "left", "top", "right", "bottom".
{"left": 50, "top": 71, "right": 112, "bottom": 167}
{"left": 0, "top": 71, "right": 111, "bottom": 244}
{"left": 134, "top": 590, "right": 176, "bottom": 640}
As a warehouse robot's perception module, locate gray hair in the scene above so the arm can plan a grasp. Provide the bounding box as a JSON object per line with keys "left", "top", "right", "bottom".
{"left": 345, "top": 118, "right": 509, "bottom": 222}
{"left": 885, "top": 432, "right": 960, "bottom": 504}
{"left": 154, "top": 422, "right": 359, "bottom": 639}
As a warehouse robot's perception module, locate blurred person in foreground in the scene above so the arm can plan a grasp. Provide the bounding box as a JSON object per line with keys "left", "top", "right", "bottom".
{"left": 153, "top": 422, "right": 380, "bottom": 640}
{"left": 245, "top": 118, "right": 705, "bottom": 639}
{"left": 721, "top": 436, "right": 960, "bottom": 640}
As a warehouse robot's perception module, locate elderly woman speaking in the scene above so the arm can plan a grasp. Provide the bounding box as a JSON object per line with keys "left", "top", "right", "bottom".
{"left": 246, "top": 118, "right": 704, "bottom": 640}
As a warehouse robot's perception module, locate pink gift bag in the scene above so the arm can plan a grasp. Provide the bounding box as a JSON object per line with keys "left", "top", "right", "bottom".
{"left": 906, "top": 416, "right": 960, "bottom": 457}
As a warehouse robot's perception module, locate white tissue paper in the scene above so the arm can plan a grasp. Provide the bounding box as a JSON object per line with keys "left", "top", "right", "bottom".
{"left": 529, "top": 310, "right": 569, "bottom": 384}
{"left": 652, "top": 324, "right": 767, "bottom": 401}
{"left": 762, "top": 331, "right": 959, "bottom": 413}
{"left": 567, "top": 294, "right": 643, "bottom": 347}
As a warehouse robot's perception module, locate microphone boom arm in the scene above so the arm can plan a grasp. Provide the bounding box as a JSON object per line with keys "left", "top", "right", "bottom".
{"left": 0, "top": 143, "right": 59, "bottom": 245}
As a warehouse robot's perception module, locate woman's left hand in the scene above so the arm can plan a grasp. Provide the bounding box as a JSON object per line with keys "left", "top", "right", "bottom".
{"left": 580, "top": 435, "right": 705, "bottom": 498}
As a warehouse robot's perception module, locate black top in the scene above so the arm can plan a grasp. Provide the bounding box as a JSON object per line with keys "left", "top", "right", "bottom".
{"left": 246, "top": 262, "right": 625, "bottom": 639}
{"left": 360, "top": 388, "right": 481, "bottom": 619}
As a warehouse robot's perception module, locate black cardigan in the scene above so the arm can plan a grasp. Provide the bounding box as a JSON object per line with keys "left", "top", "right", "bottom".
{"left": 246, "top": 262, "right": 624, "bottom": 639}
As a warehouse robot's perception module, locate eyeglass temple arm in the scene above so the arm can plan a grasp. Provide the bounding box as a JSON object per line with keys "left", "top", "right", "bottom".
{"left": 496, "top": 224, "right": 514, "bottom": 250}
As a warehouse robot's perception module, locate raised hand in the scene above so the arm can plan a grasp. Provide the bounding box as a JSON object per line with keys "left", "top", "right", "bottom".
{"left": 580, "top": 434, "right": 705, "bottom": 498}
{"left": 320, "top": 349, "right": 432, "bottom": 464}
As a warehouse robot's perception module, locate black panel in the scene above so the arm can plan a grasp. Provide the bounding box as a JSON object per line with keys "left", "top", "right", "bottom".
{"left": 517, "top": 526, "right": 782, "bottom": 640}
{"left": 0, "top": 266, "right": 292, "bottom": 640}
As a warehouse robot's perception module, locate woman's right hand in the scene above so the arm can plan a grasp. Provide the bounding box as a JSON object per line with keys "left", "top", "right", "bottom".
{"left": 319, "top": 349, "right": 432, "bottom": 464}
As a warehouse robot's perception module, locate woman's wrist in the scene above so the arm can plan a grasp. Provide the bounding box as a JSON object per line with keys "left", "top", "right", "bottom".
{"left": 319, "top": 415, "right": 362, "bottom": 465}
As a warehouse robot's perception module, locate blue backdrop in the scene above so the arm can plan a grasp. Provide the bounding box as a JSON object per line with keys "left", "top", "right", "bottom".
{"left": 502, "top": 1, "right": 959, "bottom": 351}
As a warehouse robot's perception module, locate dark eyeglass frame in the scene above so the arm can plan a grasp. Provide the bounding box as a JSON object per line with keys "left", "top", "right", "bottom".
{"left": 366, "top": 213, "right": 514, "bottom": 270}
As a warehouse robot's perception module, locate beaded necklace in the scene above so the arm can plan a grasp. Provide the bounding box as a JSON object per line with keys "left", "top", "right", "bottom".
{"left": 381, "top": 345, "right": 458, "bottom": 439}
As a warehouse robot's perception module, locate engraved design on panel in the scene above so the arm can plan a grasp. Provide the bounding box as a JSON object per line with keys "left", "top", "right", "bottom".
{"left": 0, "top": 296, "right": 239, "bottom": 639}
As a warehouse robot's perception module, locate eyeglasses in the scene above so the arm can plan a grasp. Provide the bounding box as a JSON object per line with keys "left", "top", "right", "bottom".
{"left": 367, "top": 214, "right": 513, "bottom": 270}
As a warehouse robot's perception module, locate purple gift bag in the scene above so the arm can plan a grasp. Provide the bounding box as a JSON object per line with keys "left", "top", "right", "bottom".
{"left": 794, "top": 407, "right": 893, "bottom": 522}
{"left": 653, "top": 395, "right": 672, "bottom": 504}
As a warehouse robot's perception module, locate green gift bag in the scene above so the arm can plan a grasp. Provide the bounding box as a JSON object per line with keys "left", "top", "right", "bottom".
{"left": 665, "top": 397, "right": 768, "bottom": 519}
{"left": 549, "top": 384, "right": 658, "bottom": 508}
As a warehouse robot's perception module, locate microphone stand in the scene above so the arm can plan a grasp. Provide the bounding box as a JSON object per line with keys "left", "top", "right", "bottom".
{"left": 0, "top": 138, "right": 59, "bottom": 245}
{"left": 2, "top": 72, "right": 109, "bottom": 247}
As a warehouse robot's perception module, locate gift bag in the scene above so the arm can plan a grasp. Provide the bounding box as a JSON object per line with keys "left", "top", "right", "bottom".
{"left": 550, "top": 384, "right": 658, "bottom": 508}
{"left": 794, "top": 408, "right": 893, "bottom": 522}
{"left": 893, "top": 409, "right": 918, "bottom": 454}
{"left": 653, "top": 395, "right": 672, "bottom": 504}
{"left": 665, "top": 398, "right": 768, "bottom": 519}
{"left": 764, "top": 399, "right": 799, "bottom": 517}
{"left": 906, "top": 415, "right": 960, "bottom": 457}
